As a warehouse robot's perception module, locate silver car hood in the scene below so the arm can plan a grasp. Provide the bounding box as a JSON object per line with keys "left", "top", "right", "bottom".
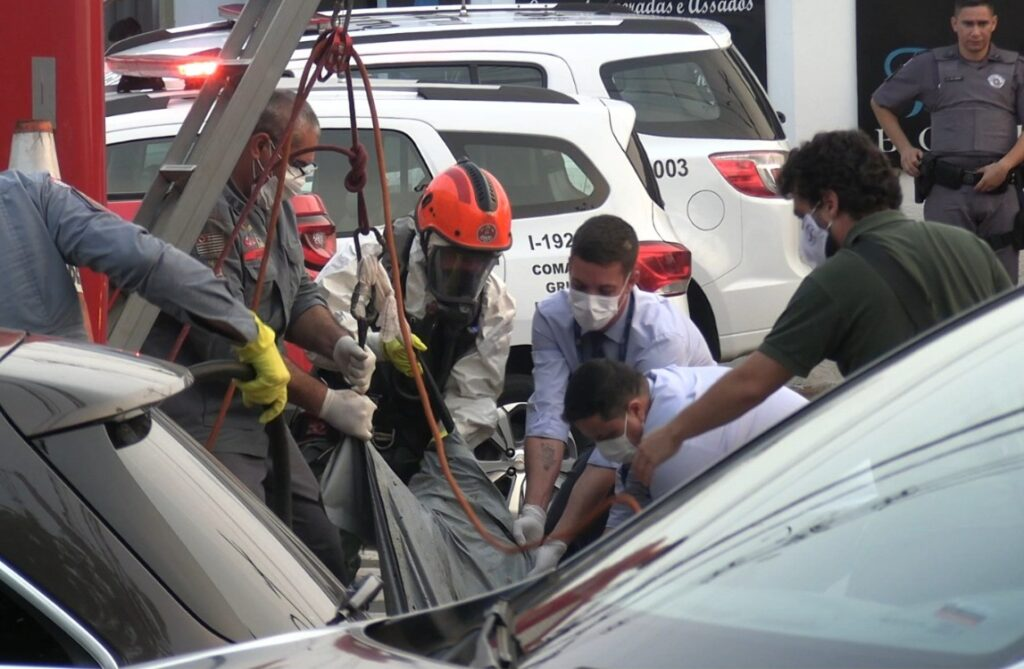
{"left": 0, "top": 331, "right": 191, "bottom": 437}
{"left": 132, "top": 624, "right": 447, "bottom": 669}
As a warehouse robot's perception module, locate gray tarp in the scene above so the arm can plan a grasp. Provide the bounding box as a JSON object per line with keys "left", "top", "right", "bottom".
{"left": 321, "top": 432, "right": 532, "bottom": 614}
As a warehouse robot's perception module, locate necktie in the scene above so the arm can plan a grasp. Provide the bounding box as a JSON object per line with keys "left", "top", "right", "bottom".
{"left": 585, "top": 331, "right": 606, "bottom": 360}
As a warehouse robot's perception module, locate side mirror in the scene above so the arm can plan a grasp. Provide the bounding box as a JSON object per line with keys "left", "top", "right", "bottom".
{"left": 777, "top": 110, "right": 787, "bottom": 124}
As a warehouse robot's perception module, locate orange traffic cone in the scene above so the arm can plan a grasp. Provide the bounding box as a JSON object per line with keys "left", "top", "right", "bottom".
{"left": 9, "top": 119, "right": 62, "bottom": 177}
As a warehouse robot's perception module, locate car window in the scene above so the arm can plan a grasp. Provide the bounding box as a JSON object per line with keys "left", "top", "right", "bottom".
{"left": 315, "top": 128, "right": 430, "bottom": 232}
{"left": 104, "top": 130, "right": 429, "bottom": 233}
{"left": 0, "top": 579, "right": 90, "bottom": 667}
{"left": 107, "top": 137, "right": 174, "bottom": 200}
{"left": 35, "top": 411, "right": 343, "bottom": 643}
{"left": 440, "top": 132, "right": 609, "bottom": 219}
{"left": 477, "top": 65, "right": 544, "bottom": 87}
{"left": 601, "top": 49, "right": 783, "bottom": 140}
{"left": 514, "top": 294, "right": 1024, "bottom": 668}
{"left": 366, "top": 63, "right": 544, "bottom": 88}
{"left": 368, "top": 64, "right": 472, "bottom": 84}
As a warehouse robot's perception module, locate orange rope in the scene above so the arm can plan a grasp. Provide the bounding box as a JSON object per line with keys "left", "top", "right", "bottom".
{"left": 178, "top": 11, "right": 641, "bottom": 544}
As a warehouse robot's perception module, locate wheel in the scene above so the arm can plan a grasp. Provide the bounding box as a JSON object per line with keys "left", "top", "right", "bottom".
{"left": 497, "top": 373, "right": 533, "bottom": 405}
{"left": 480, "top": 372, "right": 574, "bottom": 515}
{"left": 687, "top": 281, "right": 721, "bottom": 362}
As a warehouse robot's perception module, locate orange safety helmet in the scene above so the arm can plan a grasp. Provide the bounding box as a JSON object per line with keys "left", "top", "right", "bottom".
{"left": 415, "top": 159, "right": 512, "bottom": 252}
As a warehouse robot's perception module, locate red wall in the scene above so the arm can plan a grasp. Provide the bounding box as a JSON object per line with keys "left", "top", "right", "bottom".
{"left": 0, "top": 1, "right": 109, "bottom": 340}
{"left": 0, "top": 0, "right": 106, "bottom": 200}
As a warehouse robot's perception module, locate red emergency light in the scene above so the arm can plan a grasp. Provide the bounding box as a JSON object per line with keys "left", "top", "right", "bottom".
{"left": 106, "top": 50, "right": 224, "bottom": 89}
{"left": 178, "top": 60, "right": 219, "bottom": 79}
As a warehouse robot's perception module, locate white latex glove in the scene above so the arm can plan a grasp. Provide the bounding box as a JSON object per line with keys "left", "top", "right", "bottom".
{"left": 318, "top": 388, "right": 377, "bottom": 441}
{"left": 512, "top": 504, "right": 546, "bottom": 546}
{"left": 332, "top": 335, "right": 377, "bottom": 393}
{"left": 529, "top": 540, "right": 568, "bottom": 575}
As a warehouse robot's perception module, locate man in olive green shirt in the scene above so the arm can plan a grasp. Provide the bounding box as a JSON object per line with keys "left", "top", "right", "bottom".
{"left": 633, "top": 129, "right": 1012, "bottom": 485}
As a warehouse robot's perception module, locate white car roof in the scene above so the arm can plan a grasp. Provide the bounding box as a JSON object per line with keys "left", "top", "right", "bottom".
{"left": 106, "top": 83, "right": 637, "bottom": 147}
{"left": 106, "top": 4, "right": 731, "bottom": 62}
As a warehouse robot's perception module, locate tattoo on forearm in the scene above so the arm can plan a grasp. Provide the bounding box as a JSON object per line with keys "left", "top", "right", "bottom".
{"left": 541, "top": 442, "right": 556, "bottom": 470}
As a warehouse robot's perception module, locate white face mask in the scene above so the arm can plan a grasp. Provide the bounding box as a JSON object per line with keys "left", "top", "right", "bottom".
{"left": 799, "top": 213, "right": 830, "bottom": 268}
{"left": 284, "top": 163, "right": 315, "bottom": 197}
{"left": 798, "top": 204, "right": 834, "bottom": 268}
{"left": 570, "top": 288, "right": 624, "bottom": 333}
{"left": 252, "top": 142, "right": 311, "bottom": 210}
{"left": 595, "top": 412, "right": 636, "bottom": 464}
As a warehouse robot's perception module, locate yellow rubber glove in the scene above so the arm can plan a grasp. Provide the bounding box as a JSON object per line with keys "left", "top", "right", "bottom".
{"left": 234, "top": 314, "right": 291, "bottom": 423}
{"left": 382, "top": 334, "right": 427, "bottom": 378}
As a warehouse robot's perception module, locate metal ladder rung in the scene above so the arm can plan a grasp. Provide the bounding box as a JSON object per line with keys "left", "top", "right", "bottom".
{"left": 158, "top": 164, "right": 197, "bottom": 189}
{"left": 218, "top": 59, "right": 253, "bottom": 77}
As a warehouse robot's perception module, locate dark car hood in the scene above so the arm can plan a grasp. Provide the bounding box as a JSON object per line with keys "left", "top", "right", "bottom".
{"left": 0, "top": 329, "right": 190, "bottom": 436}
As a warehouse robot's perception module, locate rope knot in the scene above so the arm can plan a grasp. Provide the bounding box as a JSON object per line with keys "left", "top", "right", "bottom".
{"left": 345, "top": 142, "right": 369, "bottom": 193}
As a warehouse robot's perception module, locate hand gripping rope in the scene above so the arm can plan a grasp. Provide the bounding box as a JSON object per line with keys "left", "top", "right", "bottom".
{"left": 174, "top": 0, "right": 640, "bottom": 553}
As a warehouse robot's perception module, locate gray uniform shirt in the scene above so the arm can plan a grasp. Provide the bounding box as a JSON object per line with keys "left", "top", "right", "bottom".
{"left": 0, "top": 170, "right": 255, "bottom": 341}
{"left": 144, "top": 182, "right": 326, "bottom": 456}
{"left": 873, "top": 45, "right": 1024, "bottom": 162}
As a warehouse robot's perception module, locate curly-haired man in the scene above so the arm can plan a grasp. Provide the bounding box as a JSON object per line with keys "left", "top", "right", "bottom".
{"left": 631, "top": 129, "right": 1012, "bottom": 486}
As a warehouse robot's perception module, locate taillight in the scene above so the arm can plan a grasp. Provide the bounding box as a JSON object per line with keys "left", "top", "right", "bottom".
{"left": 636, "top": 241, "right": 691, "bottom": 297}
{"left": 709, "top": 151, "right": 787, "bottom": 198}
{"left": 293, "top": 194, "right": 338, "bottom": 273}
{"left": 299, "top": 223, "right": 337, "bottom": 272}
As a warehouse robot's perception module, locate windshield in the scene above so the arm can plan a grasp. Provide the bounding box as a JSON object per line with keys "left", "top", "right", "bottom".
{"left": 512, "top": 291, "right": 1024, "bottom": 669}
{"left": 34, "top": 410, "right": 344, "bottom": 643}
{"left": 601, "top": 47, "right": 783, "bottom": 140}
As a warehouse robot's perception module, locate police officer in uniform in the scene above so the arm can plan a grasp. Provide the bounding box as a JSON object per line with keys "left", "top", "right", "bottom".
{"left": 0, "top": 170, "right": 290, "bottom": 419}
{"left": 143, "top": 91, "right": 376, "bottom": 583}
{"left": 871, "top": 0, "right": 1024, "bottom": 282}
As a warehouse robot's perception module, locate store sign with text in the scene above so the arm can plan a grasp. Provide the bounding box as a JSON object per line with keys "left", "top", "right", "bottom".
{"left": 517, "top": 0, "right": 767, "bottom": 85}
{"left": 856, "top": 0, "right": 1024, "bottom": 158}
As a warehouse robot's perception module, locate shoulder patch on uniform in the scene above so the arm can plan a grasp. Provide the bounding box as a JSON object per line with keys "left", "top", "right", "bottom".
{"left": 195, "top": 232, "right": 226, "bottom": 261}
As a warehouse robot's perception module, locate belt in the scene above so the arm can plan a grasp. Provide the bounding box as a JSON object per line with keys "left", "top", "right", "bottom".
{"left": 933, "top": 159, "right": 1017, "bottom": 190}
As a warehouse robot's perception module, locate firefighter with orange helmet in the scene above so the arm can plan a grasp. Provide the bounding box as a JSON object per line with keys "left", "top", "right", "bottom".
{"left": 316, "top": 159, "right": 516, "bottom": 451}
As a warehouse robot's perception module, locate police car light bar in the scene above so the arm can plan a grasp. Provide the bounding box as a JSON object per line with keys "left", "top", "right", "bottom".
{"left": 709, "top": 151, "right": 786, "bottom": 199}
{"left": 106, "top": 52, "right": 224, "bottom": 82}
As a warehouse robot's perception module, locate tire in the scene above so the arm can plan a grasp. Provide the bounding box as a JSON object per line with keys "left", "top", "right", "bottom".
{"left": 687, "top": 281, "right": 721, "bottom": 362}
{"left": 497, "top": 373, "right": 534, "bottom": 405}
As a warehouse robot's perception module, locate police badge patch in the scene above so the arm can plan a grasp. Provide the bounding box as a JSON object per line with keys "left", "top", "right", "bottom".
{"left": 988, "top": 74, "right": 1006, "bottom": 89}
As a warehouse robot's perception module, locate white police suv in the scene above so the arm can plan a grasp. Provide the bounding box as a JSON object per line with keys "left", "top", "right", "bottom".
{"left": 105, "top": 83, "right": 691, "bottom": 389}
{"left": 107, "top": 4, "right": 808, "bottom": 360}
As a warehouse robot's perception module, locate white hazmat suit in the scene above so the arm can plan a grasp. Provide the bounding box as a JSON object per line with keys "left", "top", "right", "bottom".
{"left": 316, "top": 231, "right": 515, "bottom": 447}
